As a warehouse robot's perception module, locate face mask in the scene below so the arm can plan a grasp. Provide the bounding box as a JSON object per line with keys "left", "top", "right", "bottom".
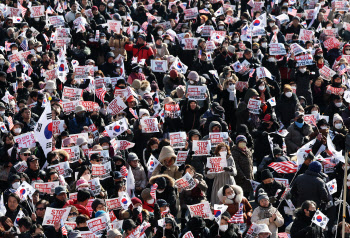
{"left": 68, "top": 217, "right": 76, "bottom": 222}
{"left": 14, "top": 128, "right": 22, "bottom": 134}
{"left": 102, "top": 146, "right": 109, "bottom": 150}
{"left": 261, "top": 42, "right": 267, "bottom": 48}
{"left": 273, "top": 29, "right": 279, "bottom": 34}
{"left": 37, "top": 47, "right": 42, "bottom": 52}
{"left": 82, "top": 145, "right": 88, "bottom": 149}
{"left": 108, "top": 3, "right": 114, "bottom": 7}
{"left": 0, "top": 60, "right": 4, "bottom": 65}
{"left": 335, "top": 123, "right": 343, "bottom": 129}
{"left": 219, "top": 225, "right": 228, "bottom": 232}
{"left": 311, "top": 111, "right": 319, "bottom": 116}
{"left": 299, "top": 68, "right": 306, "bottom": 73}
{"left": 269, "top": 23, "right": 275, "bottom": 28}
{"left": 189, "top": 80, "right": 195, "bottom": 85}
{"left": 219, "top": 26, "right": 224, "bottom": 30}
{"left": 238, "top": 142, "right": 246, "bottom": 149}
{"left": 147, "top": 199, "right": 154, "bottom": 204}
{"left": 320, "top": 126, "right": 328, "bottom": 129}
{"left": 100, "top": 39, "right": 106, "bottom": 44}
{"left": 157, "top": 30, "right": 163, "bottom": 35}
{"left": 336, "top": 102, "right": 342, "bottom": 107}
{"left": 12, "top": 50, "right": 18, "bottom": 54}
{"left": 81, "top": 174, "right": 91, "bottom": 181}
{"left": 259, "top": 85, "right": 265, "bottom": 91}
{"left": 137, "top": 206, "right": 142, "bottom": 213}
{"left": 228, "top": 84, "right": 235, "bottom": 90}
{"left": 88, "top": 139, "right": 94, "bottom": 145}
{"left": 320, "top": 1, "right": 325, "bottom": 5}
{"left": 268, "top": 57, "right": 276, "bottom": 62}
{"left": 309, "top": 210, "right": 316, "bottom": 217}
{"left": 285, "top": 92, "right": 292, "bottom": 98}
{"left": 89, "top": 38, "right": 94, "bottom": 42}
{"left": 118, "top": 191, "right": 124, "bottom": 197}
{"left": 34, "top": 17, "right": 40, "bottom": 21}
{"left": 282, "top": 11, "right": 287, "bottom": 14}
{"left": 0, "top": 111, "right": 4, "bottom": 115}
{"left": 227, "top": 194, "right": 235, "bottom": 199}
{"left": 157, "top": 189, "right": 165, "bottom": 193}
{"left": 295, "top": 121, "right": 304, "bottom": 128}
{"left": 164, "top": 40, "right": 170, "bottom": 44}
{"left": 253, "top": 38, "right": 259, "bottom": 42}
{"left": 327, "top": 26, "right": 332, "bottom": 29}
{"left": 205, "top": 4, "right": 210, "bottom": 7}
{"left": 12, "top": 181, "right": 20, "bottom": 189}
{"left": 233, "top": 37, "right": 239, "bottom": 42}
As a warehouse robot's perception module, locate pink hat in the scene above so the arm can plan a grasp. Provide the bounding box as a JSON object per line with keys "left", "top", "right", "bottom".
{"left": 62, "top": 138, "right": 74, "bottom": 147}
{"left": 76, "top": 178, "right": 89, "bottom": 188}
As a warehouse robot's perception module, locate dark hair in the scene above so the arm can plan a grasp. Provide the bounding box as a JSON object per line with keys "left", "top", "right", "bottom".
{"left": 77, "top": 189, "right": 91, "bottom": 202}
{"left": 146, "top": 137, "right": 159, "bottom": 151}
{"left": 46, "top": 151, "right": 58, "bottom": 164}
{"left": 158, "top": 139, "right": 170, "bottom": 151}
{"left": 35, "top": 200, "right": 49, "bottom": 208}
{"left": 301, "top": 200, "right": 316, "bottom": 211}
{"left": 29, "top": 90, "right": 38, "bottom": 98}
{"left": 18, "top": 217, "right": 32, "bottom": 229}
{"left": 77, "top": 165, "right": 91, "bottom": 180}
{"left": 76, "top": 214, "right": 89, "bottom": 225}
{"left": 8, "top": 193, "right": 20, "bottom": 204}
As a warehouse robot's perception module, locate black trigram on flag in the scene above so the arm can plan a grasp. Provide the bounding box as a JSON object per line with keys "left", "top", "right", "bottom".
{"left": 36, "top": 123, "right": 42, "bottom": 132}
{"left": 46, "top": 142, "right": 52, "bottom": 149}
{"left": 46, "top": 113, "right": 52, "bottom": 120}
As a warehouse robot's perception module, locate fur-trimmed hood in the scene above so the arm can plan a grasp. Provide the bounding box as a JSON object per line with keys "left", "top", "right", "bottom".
{"left": 149, "top": 174, "right": 175, "bottom": 187}
{"left": 217, "top": 185, "right": 244, "bottom": 204}
{"left": 54, "top": 149, "right": 70, "bottom": 161}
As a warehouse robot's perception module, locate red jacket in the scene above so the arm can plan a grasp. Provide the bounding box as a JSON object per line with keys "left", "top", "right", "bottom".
{"left": 64, "top": 199, "right": 90, "bottom": 218}
{"left": 125, "top": 43, "right": 154, "bottom": 61}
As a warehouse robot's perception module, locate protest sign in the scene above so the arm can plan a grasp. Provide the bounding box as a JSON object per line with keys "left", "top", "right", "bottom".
{"left": 323, "top": 28, "right": 338, "bottom": 37}
{"left": 209, "top": 132, "right": 229, "bottom": 147}
{"left": 65, "top": 222, "right": 77, "bottom": 230}
{"left": 33, "top": 182, "right": 59, "bottom": 194}
{"left": 62, "top": 87, "right": 83, "bottom": 101}
{"left": 86, "top": 215, "right": 108, "bottom": 235}
{"left": 304, "top": 114, "right": 317, "bottom": 126}
{"left": 105, "top": 198, "right": 121, "bottom": 210}
{"left": 44, "top": 69, "right": 57, "bottom": 81}
{"left": 319, "top": 66, "right": 336, "bottom": 81}
{"left": 326, "top": 85, "right": 344, "bottom": 95}
{"left": 182, "top": 38, "right": 199, "bottom": 50}
{"left": 187, "top": 201, "right": 212, "bottom": 218}
{"left": 269, "top": 43, "right": 286, "bottom": 55}
{"left": 235, "top": 81, "right": 249, "bottom": 91}
{"left": 80, "top": 101, "right": 100, "bottom": 112}
{"left": 299, "top": 29, "right": 314, "bottom": 41}
{"left": 62, "top": 100, "right": 80, "bottom": 113}
{"left": 192, "top": 140, "right": 211, "bottom": 156}
{"left": 30, "top": 5, "right": 45, "bottom": 17}
{"left": 80, "top": 231, "right": 98, "bottom": 238}
{"left": 88, "top": 178, "right": 102, "bottom": 196}
{"left": 49, "top": 16, "right": 65, "bottom": 26}
{"left": 187, "top": 85, "right": 207, "bottom": 100}
{"left": 14, "top": 132, "right": 36, "bottom": 150}
{"left": 251, "top": 27, "right": 266, "bottom": 36}
{"left": 107, "top": 96, "right": 127, "bottom": 115}
{"left": 295, "top": 54, "right": 314, "bottom": 66}
{"left": 113, "top": 87, "right": 133, "bottom": 99}
{"left": 48, "top": 162, "right": 72, "bottom": 178}
{"left": 61, "top": 146, "right": 80, "bottom": 162}
{"left": 206, "top": 157, "right": 228, "bottom": 174}
{"left": 110, "top": 139, "right": 135, "bottom": 151}
{"left": 202, "top": 26, "right": 215, "bottom": 37}
{"left": 74, "top": 66, "right": 93, "bottom": 79}
{"left": 175, "top": 172, "right": 197, "bottom": 190}
{"left": 91, "top": 162, "right": 112, "bottom": 179}
{"left": 184, "top": 7, "right": 198, "bottom": 20}
{"left": 247, "top": 99, "right": 261, "bottom": 114}
{"left": 140, "top": 118, "right": 159, "bottom": 133}
{"left": 107, "top": 20, "right": 122, "bottom": 33}
{"left": 175, "top": 150, "right": 189, "bottom": 166}
{"left": 256, "top": 67, "right": 272, "bottom": 79}
{"left": 169, "top": 132, "right": 187, "bottom": 149}
{"left": 323, "top": 37, "right": 341, "bottom": 50}
{"left": 290, "top": 43, "right": 306, "bottom": 55}
{"left": 42, "top": 207, "right": 71, "bottom": 225}
{"left": 151, "top": 60, "right": 168, "bottom": 72}
{"left": 274, "top": 178, "right": 290, "bottom": 188}
{"left": 13, "top": 161, "right": 28, "bottom": 173}
{"left": 276, "top": 13, "right": 289, "bottom": 24}
{"left": 52, "top": 120, "right": 65, "bottom": 135}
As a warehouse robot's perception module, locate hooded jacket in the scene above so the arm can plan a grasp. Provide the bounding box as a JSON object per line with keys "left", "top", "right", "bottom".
{"left": 151, "top": 146, "right": 182, "bottom": 179}
{"left": 181, "top": 97, "right": 209, "bottom": 132}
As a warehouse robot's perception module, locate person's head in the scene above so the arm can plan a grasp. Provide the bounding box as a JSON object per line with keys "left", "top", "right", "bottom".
{"left": 223, "top": 185, "right": 236, "bottom": 199}
{"left": 159, "top": 146, "right": 176, "bottom": 167}
{"left": 76, "top": 215, "right": 89, "bottom": 228}
{"left": 214, "top": 143, "right": 231, "bottom": 156}
{"left": 127, "top": 153, "right": 139, "bottom": 168}
{"left": 76, "top": 178, "right": 90, "bottom": 191}
{"left": 55, "top": 186, "right": 67, "bottom": 202}
{"left": 236, "top": 135, "right": 247, "bottom": 150}
{"left": 27, "top": 155, "right": 39, "bottom": 171}
{"left": 18, "top": 217, "right": 32, "bottom": 233}
{"left": 188, "top": 129, "right": 201, "bottom": 141}
{"left": 244, "top": 49, "right": 252, "bottom": 60}
{"left": 67, "top": 206, "right": 79, "bottom": 221}
{"left": 261, "top": 169, "right": 274, "bottom": 184}
{"left": 47, "top": 169, "right": 59, "bottom": 182}
{"left": 257, "top": 189, "right": 270, "bottom": 207}
{"left": 77, "top": 189, "right": 91, "bottom": 206}
{"left": 21, "top": 107, "right": 31, "bottom": 120}
{"left": 90, "top": 153, "right": 103, "bottom": 164}
{"left": 138, "top": 34, "right": 146, "bottom": 45}
{"left": 19, "top": 148, "right": 31, "bottom": 161}
{"left": 35, "top": 200, "right": 49, "bottom": 218}
{"left": 302, "top": 200, "right": 317, "bottom": 217}
{"left": 258, "top": 224, "right": 272, "bottom": 238}
{"left": 7, "top": 193, "right": 20, "bottom": 211}
{"left": 156, "top": 199, "right": 169, "bottom": 213}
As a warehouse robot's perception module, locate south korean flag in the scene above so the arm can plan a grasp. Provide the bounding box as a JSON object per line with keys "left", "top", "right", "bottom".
{"left": 34, "top": 103, "right": 52, "bottom": 156}
{"left": 326, "top": 179, "right": 337, "bottom": 195}
{"left": 312, "top": 210, "right": 329, "bottom": 229}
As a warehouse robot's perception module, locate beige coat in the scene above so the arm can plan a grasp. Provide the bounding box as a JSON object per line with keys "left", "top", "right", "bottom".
{"left": 151, "top": 43, "right": 169, "bottom": 59}
{"left": 109, "top": 35, "right": 128, "bottom": 60}
{"left": 151, "top": 146, "right": 182, "bottom": 179}
{"left": 251, "top": 205, "right": 284, "bottom": 238}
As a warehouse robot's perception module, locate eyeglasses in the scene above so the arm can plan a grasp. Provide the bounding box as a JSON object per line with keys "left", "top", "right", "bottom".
{"left": 23, "top": 153, "right": 31, "bottom": 156}
{"left": 94, "top": 159, "right": 102, "bottom": 162}
{"left": 69, "top": 212, "right": 78, "bottom": 216}
{"left": 36, "top": 207, "right": 45, "bottom": 211}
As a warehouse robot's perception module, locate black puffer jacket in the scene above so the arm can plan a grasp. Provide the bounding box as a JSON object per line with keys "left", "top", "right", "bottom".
{"left": 290, "top": 209, "right": 325, "bottom": 238}
{"left": 276, "top": 92, "right": 300, "bottom": 127}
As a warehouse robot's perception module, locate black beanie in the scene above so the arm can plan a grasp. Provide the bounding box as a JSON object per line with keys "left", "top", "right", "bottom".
{"left": 261, "top": 169, "right": 273, "bottom": 181}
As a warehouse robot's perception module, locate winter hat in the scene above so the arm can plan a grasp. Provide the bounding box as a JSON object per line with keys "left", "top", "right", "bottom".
{"left": 131, "top": 79, "right": 141, "bottom": 90}
{"left": 188, "top": 129, "right": 201, "bottom": 140}
{"left": 257, "top": 188, "right": 269, "bottom": 204}
{"left": 75, "top": 105, "right": 86, "bottom": 114}
{"left": 261, "top": 169, "right": 273, "bottom": 181}
{"left": 163, "top": 97, "right": 175, "bottom": 104}
{"left": 131, "top": 197, "right": 142, "bottom": 206}
{"left": 68, "top": 230, "right": 82, "bottom": 238}
{"left": 45, "top": 80, "right": 56, "bottom": 90}
{"left": 308, "top": 161, "right": 322, "bottom": 173}
{"left": 170, "top": 69, "right": 178, "bottom": 78}
{"left": 176, "top": 85, "right": 185, "bottom": 98}
{"left": 188, "top": 71, "right": 199, "bottom": 82}
{"left": 122, "top": 219, "right": 137, "bottom": 231}
{"left": 227, "top": 45, "right": 235, "bottom": 54}
{"left": 91, "top": 198, "right": 106, "bottom": 211}
{"left": 127, "top": 152, "right": 139, "bottom": 162}
{"left": 187, "top": 216, "right": 206, "bottom": 230}
{"left": 333, "top": 113, "right": 343, "bottom": 125}
{"left": 236, "top": 135, "right": 247, "bottom": 144}
{"left": 95, "top": 210, "right": 106, "bottom": 218}
{"left": 159, "top": 146, "right": 177, "bottom": 162}
{"left": 138, "top": 109, "right": 150, "bottom": 117}
{"left": 76, "top": 137, "right": 88, "bottom": 146}
{"left": 76, "top": 178, "right": 89, "bottom": 188}
{"left": 141, "top": 188, "right": 152, "bottom": 201}
{"left": 157, "top": 199, "right": 169, "bottom": 207}
{"left": 212, "top": 104, "right": 225, "bottom": 115}
{"left": 155, "top": 177, "right": 167, "bottom": 189}
{"left": 273, "top": 145, "right": 283, "bottom": 155}
{"left": 107, "top": 229, "right": 122, "bottom": 238}
{"left": 258, "top": 224, "right": 272, "bottom": 235}
{"left": 63, "top": 137, "right": 74, "bottom": 147}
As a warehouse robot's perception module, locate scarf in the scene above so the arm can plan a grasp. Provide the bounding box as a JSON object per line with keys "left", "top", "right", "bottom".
{"left": 227, "top": 88, "right": 237, "bottom": 108}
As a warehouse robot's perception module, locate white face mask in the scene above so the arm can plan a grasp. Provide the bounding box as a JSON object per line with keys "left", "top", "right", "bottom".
{"left": 34, "top": 17, "right": 40, "bottom": 21}
{"left": 327, "top": 26, "right": 332, "bottom": 29}
{"left": 227, "top": 194, "right": 235, "bottom": 199}
{"left": 88, "top": 139, "right": 94, "bottom": 145}
{"left": 157, "top": 30, "right": 163, "bottom": 35}
{"left": 335, "top": 102, "right": 342, "bottom": 108}
{"left": 268, "top": 57, "right": 276, "bottom": 62}
{"left": 81, "top": 174, "right": 91, "bottom": 181}
{"left": 299, "top": 68, "right": 306, "bottom": 73}
{"left": 157, "top": 189, "right": 165, "bottom": 193}
{"left": 12, "top": 181, "right": 20, "bottom": 189}
{"left": 234, "top": 37, "right": 239, "bottom": 42}
{"left": 219, "top": 225, "right": 228, "bottom": 232}
{"left": 259, "top": 85, "right": 265, "bottom": 91}
{"left": 253, "top": 38, "right": 259, "bottom": 42}
{"left": 228, "top": 84, "right": 235, "bottom": 90}
{"left": 311, "top": 111, "right": 319, "bottom": 115}
{"left": 189, "top": 80, "right": 195, "bottom": 85}
{"left": 273, "top": 29, "right": 279, "bottom": 34}
{"left": 320, "top": 1, "right": 325, "bottom": 5}
{"left": 164, "top": 40, "right": 170, "bottom": 44}
{"left": 335, "top": 123, "right": 343, "bottom": 129}
{"left": 89, "top": 38, "right": 94, "bottom": 42}
{"left": 68, "top": 217, "right": 76, "bottom": 222}
{"left": 12, "top": 50, "right": 18, "bottom": 54}
{"left": 0, "top": 111, "right": 4, "bottom": 115}
{"left": 261, "top": 42, "right": 268, "bottom": 48}
{"left": 147, "top": 199, "right": 154, "bottom": 204}
{"left": 108, "top": 3, "right": 114, "bottom": 7}
{"left": 37, "top": 47, "right": 42, "bottom": 52}
{"left": 14, "top": 128, "right": 22, "bottom": 134}
{"left": 102, "top": 145, "right": 109, "bottom": 150}
{"left": 285, "top": 91, "right": 292, "bottom": 98}
{"left": 282, "top": 11, "right": 287, "bottom": 14}
{"left": 137, "top": 206, "right": 142, "bottom": 213}
{"left": 283, "top": 3, "right": 288, "bottom": 6}
{"left": 219, "top": 26, "right": 224, "bottom": 30}
{"left": 118, "top": 191, "right": 124, "bottom": 197}
{"left": 100, "top": 39, "right": 106, "bottom": 44}
{"left": 205, "top": 4, "right": 210, "bottom": 7}
{"left": 82, "top": 144, "right": 88, "bottom": 149}
{"left": 269, "top": 23, "right": 275, "bottom": 28}
{"left": 320, "top": 126, "right": 328, "bottom": 129}
{"left": 0, "top": 60, "right": 4, "bottom": 65}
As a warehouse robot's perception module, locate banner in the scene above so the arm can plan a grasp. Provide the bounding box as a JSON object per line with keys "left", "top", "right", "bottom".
{"left": 88, "top": 178, "right": 102, "bottom": 196}
{"left": 298, "top": 29, "right": 314, "bottom": 41}
{"left": 14, "top": 161, "right": 28, "bottom": 173}
{"left": 209, "top": 132, "right": 229, "bottom": 148}
{"left": 73, "top": 66, "right": 94, "bottom": 79}
{"left": 47, "top": 161, "right": 72, "bottom": 178}
{"left": 105, "top": 198, "right": 121, "bottom": 210}
{"left": 80, "top": 101, "right": 100, "bottom": 112}
{"left": 326, "top": 85, "right": 344, "bottom": 95}
{"left": 113, "top": 87, "right": 133, "bottom": 100}
{"left": 295, "top": 54, "right": 314, "bottom": 67}
{"left": 169, "top": 132, "right": 187, "bottom": 149}
{"left": 290, "top": 43, "right": 306, "bottom": 55}
{"left": 87, "top": 215, "right": 109, "bottom": 235}
{"left": 30, "top": 5, "right": 45, "bottom": 17}
{"left": 187, "top": 85, "right": 207, "bottom": 100}
{"left": 175, "top": 150, "right": 189, "bottom": 166}
{"left": 61, "top": 146, "right": 80, "bottom": 162}
{"left": 235, "top": 81, "right": 249, "bottom": 91}
{"left": 110, "top": 139, "right": 135, "bottom": 151}
{"left": 247, "top": 99, "right": 261, "bottom": 114}
{"left": 175, "top": 172, "right": 196, "bottom": 190}
{"left": 62, "top": 100, "right": 79, "bottom": 113}
{"left": 181, "top": 38, "right": 199, "bottom": 50}
{"left": 323, "top": 37, "right": 341, "bottom": 50}
{"left": 269, "top": 43, "right": 286, "bottom": 55}
{"left": 80, "top": 231, "right": 98, "bottom": 238}
{"left": 91, "top": 162, "right": 112, "bottom": 179}
{"left": 319, "top": 66, "right": 336, "bottom": 81}
{"left": 206, "top": 157, "right": 227, "bottom": 174}
{"left": 107, "top": 96, "right": 127, "bottom": 115}
{"left": 49, "top": 16, "right": 65, "bottom": 26}
{"left": 192, "top": 140, "right": 211, "bottom": 156}
{"left": 14, "top": 132, "right": 36, "bottom": 150}
{"left": 62, "top": 87, "right": 83, "bottom": 101}
{"left": 140, "top": 118, "right": 159, "bottom": 133}
{"left": 33, "top": 181, "right": 59, "bottom": 194}
{"left": 184, "top": 7, "right": 198, "bottom": 20}
{"left": 151, "top": 60, "right": 168, "bottom": 72}
{"left": 42, "top": 207, "right": 71, "bottom": 225}
{"left": 187, "top": 201, "right": 212, "bottom": 218}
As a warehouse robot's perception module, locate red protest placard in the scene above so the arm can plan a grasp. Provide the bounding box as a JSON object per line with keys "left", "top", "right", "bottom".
{"left": 326, "top": 85, "right": 344, "bottom": 95}
{"left": 323, "top": 37, "right": 341, "bottom": 50}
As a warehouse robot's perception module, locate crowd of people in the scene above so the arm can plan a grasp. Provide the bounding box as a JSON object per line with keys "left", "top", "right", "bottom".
{"left": 2, "top": 0, "right": 350, "bottom": 237}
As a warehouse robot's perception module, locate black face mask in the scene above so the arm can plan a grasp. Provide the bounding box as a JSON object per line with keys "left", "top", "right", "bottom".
{"left": 118, "top": 85, "right": 126, "bottom": 89}
{"left": 252, "top": 49, "right": 258, "bottom": 53}
{"left": 77, "top": 227, "right": 90, "bottom": 231}
{"left": 76, "top": 113, "right": 85, "bottom": 119}
{"left": 308, "top": 210, "right": 316, "bottom": 218}
{"left": 91, "top": 115, "right": 99, "bottom": 120}
{"left": 297, "top": 118, "right": 304, "bottom": 123}
{"left": 51, "top": 160, "right": 59, "bottom": 165}
{"left": 26, "top": 34, "right": 32, "bottom": 39}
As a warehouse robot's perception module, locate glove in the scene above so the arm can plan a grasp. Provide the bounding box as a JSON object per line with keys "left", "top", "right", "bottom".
{"left": 223, "top": 167, "right": 232, "bottom": 172}
{"left": 205, "top": 167, "right": 210, "bottom": 173}
{"left": 178, "top": 164, "right": 185, "bottom": 172}
{"left": 39, "top": 170, "right": 46, "bottom": 180}
{"left": 269, "top": 196, "right": 277, "bottom": 204}
{"left": 67, "top": 168, "right": 73, "bottom": 174}
{"left": 160, "top": 166, "right": 167, "bottom": 173}
{"left": 14, "top": 143, "right": 19, "bottom": 149}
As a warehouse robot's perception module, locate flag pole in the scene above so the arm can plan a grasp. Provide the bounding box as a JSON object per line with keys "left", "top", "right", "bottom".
{"left": 342, "top": 135, "right": 350, "bottom": 238}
